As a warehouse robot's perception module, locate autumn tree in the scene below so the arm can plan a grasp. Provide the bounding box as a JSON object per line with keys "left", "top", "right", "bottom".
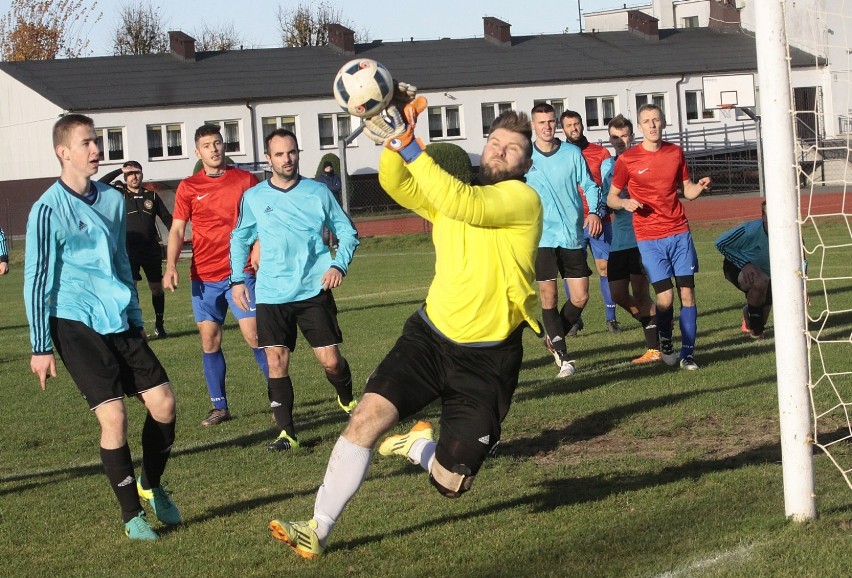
{"left": 112, "top": 1, "right": 168, "bottom": 55}
{"left": 0, "top": 0, "right": 101, "bottom": 61}
{"left": 276, "top": 1, "right": 367, "bottom": 47}
{"left": 193, "top": 21, "right": 244, "bottom": 52}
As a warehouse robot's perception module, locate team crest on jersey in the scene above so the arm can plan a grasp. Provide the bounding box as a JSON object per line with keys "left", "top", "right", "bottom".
{"left": 144, "top": 199, "right": 154, "bottom": 210}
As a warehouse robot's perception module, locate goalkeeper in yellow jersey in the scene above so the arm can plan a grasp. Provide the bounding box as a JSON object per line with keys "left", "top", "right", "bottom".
{"left": 268, "top": 90, "right": 543, "bottom": 560}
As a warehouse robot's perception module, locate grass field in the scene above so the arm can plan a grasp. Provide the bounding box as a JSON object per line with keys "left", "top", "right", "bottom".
{"left": 1, "top": 224, "right": 851, "bottom": 578}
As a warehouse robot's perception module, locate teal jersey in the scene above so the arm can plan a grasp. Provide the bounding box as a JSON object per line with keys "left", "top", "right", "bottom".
{"left": 715, "top": 218, "right": 770, "bottom": 276}
{"left": 24, "top": 180, "right": 142, "bottom": 354}
{"left": 603, "top": 156, "right": 638, "bottom": 252}
{"left": 526, "top": 139, "right": 601, "bottom": 249}
{"left": 230, "top": 176, "right": 359, "bottom": 304}
{"left": 0, "top": 226, "right": 7, "bottom": 261}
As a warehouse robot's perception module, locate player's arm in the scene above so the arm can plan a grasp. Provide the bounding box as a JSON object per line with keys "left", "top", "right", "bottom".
{"left": 325, "top": 195, "right": 360, "bottom": 276}
{"left": 97, "top": 167, "right": 124, "bottom": 185}
{"left": 155, "top": 193, "right": 173, "bottom": 230}
{"left": 111, "top": 194, "right": 144, "bottom": 330}
{"left": 607, "top": 157, "right": 643, "bottom": 212}
{"left": 0, "top": 226, "right": 8, "bottom": 275}
{"left": 164, "top": 218, "right": 186, "bottom": 291}
{"left": 715, "top": 224, "right": 750, "bottom": 269}
{"left": 23, "top": 203, "right": 58, "bottom": 389}
{"left": 229, "top": 194, "right": 258, "bottom": 309}
{"left": 683, "top": 177, "right": 711, "bottom": 200}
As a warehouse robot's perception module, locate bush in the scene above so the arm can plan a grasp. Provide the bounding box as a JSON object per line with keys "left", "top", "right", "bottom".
{"left": 425, "top": 142, "right": 474, "bottom": 183}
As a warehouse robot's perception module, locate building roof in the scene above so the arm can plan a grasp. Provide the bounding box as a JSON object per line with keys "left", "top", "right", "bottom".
{"left": 0, "top": 27, "right": 819, "bottom": 112}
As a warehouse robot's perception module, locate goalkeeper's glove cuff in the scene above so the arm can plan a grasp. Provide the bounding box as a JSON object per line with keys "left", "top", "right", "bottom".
{"left": 397, "top": 138, "right": 425, "bottom": 163}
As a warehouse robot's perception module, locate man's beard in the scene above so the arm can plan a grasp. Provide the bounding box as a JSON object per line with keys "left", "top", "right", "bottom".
{"left": 478, "top": 163, "right": 524, "bottom": 186}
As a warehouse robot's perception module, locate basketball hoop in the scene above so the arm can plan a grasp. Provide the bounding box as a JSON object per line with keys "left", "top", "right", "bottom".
{"left": 719, "top": 104, "right": 735, "bottom": 118}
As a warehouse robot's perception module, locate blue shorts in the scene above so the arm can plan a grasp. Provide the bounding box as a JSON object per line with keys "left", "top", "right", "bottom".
{"left": 191, "top": 275, "right": 258, "bottom": 324}
{"left": 583, "top": 219, "right": 612, "bottom": 261}
{"left": 637, "top": 231, "right": 699, "bottom": 285}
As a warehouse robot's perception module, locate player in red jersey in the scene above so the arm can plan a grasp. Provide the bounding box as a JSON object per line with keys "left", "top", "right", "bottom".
{"left": 561, "top": 110, "right": 619, "bottom": 334}
{"left": 607, "top": 104, "right": 711, "bottom": 370}
{"left": 164, "top": 124, "right": 269, "bottom": 426}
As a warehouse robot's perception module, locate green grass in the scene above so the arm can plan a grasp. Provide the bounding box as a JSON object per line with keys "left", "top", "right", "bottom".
{"left": 1, "top": 224, "right": 851, "bottom": 578}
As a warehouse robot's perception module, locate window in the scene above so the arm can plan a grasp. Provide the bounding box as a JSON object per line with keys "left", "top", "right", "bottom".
{"left": 481, "top": 102, "right": 514, "bottom": 136}
{"left": 318, "top": 113, "right": 354, "bottom": 148}
{"left": 533, "top": 98, "right": 565, "bottom": 129}
{"left": 585, "top": 96, "right": 616, "bottom": 128}
{"left": 95, "top": 127, "right": 125, "bottom": 162}
{"left": 205, "top": 119, "right": 241, "bottom": 153}
{"left": 682, "top": 15, "right": 699, "bottom": 28}
{"left": 685, "top": 90, "right": 716, "bottom": 121}
{"left": 428, "top": 105, "right": 461, "bottom": 139}
{"left": 262, "top": 115, "right": 298, "bottom": 141}
{"left": 635, "top": 93, "right": 667, "bottom": 118}
{"left": 147, "top": 123, "right": 184, "bottom": 159}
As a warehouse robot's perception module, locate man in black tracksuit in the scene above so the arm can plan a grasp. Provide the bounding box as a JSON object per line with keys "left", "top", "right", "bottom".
{"left": 100, "top": 160, "right": 173, "bottom": 337}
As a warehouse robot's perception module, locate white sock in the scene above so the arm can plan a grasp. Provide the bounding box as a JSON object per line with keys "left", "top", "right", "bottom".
{"left": 312, "top": 436, "right": 373, "bottom": 544}
{"left": 408, "top": 438, "right": 436, "bottom": 472}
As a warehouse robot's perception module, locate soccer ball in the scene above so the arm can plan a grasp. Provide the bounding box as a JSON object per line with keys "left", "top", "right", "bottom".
{"left": 333, "top": 58, "right": 394, "bottom": 118}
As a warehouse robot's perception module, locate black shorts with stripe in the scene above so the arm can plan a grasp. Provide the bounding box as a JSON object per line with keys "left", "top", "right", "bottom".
{"left": 364, "top": 310, "right": 525, "bottom": 464}
{"left": 535, "top": 247, "right": 592, "bottom": 281}
{"left": 607, "top": 247, "right": 645, "bottom": 282}
{"left": 256, "top": 290, "right": 343, "bottom": 351}
{"left": 50, "top": 317, "right": 169, "bottom": 410}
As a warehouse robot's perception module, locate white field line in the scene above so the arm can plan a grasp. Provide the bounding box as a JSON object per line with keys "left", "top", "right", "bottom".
{"left": 650, "top": 542, "right": 763, "bottom": 578}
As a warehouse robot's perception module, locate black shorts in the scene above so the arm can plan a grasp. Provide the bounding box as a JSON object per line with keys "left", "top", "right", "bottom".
{"left": 128, "top": 249, "right": 163, "bottom": 283}
{"left": 535, "top": 247, "right": 592, "bottom": 281}
{"left": 608, "top": 247, "right": 645, "bottom": 282}
{"left": 364, "top": 311, "right": 525, "bottom": 467}
{"left": 50, "top": 318, "right": 170, "bottom": 410}
{"left": 722, "top": 259, "right": 773, "bottom": 304}
{"left": 256, "top": 290, "right": 343, "bottom": 351}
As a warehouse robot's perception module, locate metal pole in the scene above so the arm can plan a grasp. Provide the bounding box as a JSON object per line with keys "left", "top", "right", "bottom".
{"left": 755, "top": 0, "right": 815, "bottom": 521}
{"left": 739, "top": 108, "right": 765, "bottom": 197}
{"left": 338, "top": 124, "right": 364, "bottom": 214}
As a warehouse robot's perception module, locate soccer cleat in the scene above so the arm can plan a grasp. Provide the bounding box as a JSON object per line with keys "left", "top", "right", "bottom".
{"left": 138, "top": 482, "right": 182, "bottom": 525}
{"left": 557, "top": 359, "right": 576, "bottom": 378}
{"left": 269, "top": 519, "right": 324, "bottom": 560}
{"left": 741, "top": 305, "right": 751, "bottom": 333}
{"left": 154, "top": 323, "right": 168, "bottom": 339}
{"left": 750, "top": 329, "right": 765, "bottom": 340}
{"left": 124, "top": 511, "right": 158, "bottom": 541}
{"left": 337, "top": 396, "right": 358, "bottom": 415}
{"left": 544, "top": 336, "right": 561, "bottom": 367}
{"left": 679, "top": 355, "right": 700, "bottom": 371}
{"left": 378, "top": 420, "right": 433, "bottom": 458}
{"left": 267, "top": 430, "right": 300, "bottom": 451}
{"left": 566, "top": 317, "right": 584, "bottom": 337}
{"left": 201, "top": 408, "right": 231, "bottom": 427}
{"left": 660, "top": 339, "right": 678, "bottom": 366}
{"left": 632, "top": 348, "right": 662, "bottom": 364}
{"left": 606, "top": 319, "right": 622, "bottom": 334}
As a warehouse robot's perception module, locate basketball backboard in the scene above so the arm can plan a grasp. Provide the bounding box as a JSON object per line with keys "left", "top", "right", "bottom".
{"left": 702, "top": 73, "right": 756, "bottom": 108}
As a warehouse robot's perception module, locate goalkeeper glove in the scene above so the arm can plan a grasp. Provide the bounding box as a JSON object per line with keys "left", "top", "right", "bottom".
{"left": 364, "top": 96, "right": 428, "bottom": 162}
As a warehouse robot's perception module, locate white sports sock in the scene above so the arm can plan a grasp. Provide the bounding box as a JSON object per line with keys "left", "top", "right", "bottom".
{"left": 408, "top": 438, "right": 436, "bottom": 472}
{"left": 312, "top": 436, "right": 373, "bottom": 544}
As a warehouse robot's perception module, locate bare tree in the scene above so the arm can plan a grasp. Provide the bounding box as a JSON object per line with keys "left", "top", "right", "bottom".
{"left": 193, "top": 21, "right": 244, "bottom": 52}
{"left": 112, "top": 1, "right": 168, "bottom": 56}
{"left": 276, "top": 1, "right": 368, "bottom": 47}
{"left": 0, "top": 0, "right": 101, "bottom": 61}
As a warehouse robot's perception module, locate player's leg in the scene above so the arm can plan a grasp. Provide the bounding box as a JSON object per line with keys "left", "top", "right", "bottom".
{"left": 141, "top": 259, "right": 167, "bottom": 338}
{"left": 631, "top": 271, "right": 660, "bottom": 356}
{"left": 738, "top": 265, "right": 771, "bottom": 337}
{"left": 255, "top": 302, "right": 299, "bottom": 449}
{"left": 670, "top": 231, "right": 700, "bottom": 368}
{"left": 537, "top": 248, "right": 571, "bottom": 367}
{"left": 192, "top": 280, "right": 232, "bottom": 425}
{"left": 299, "top": 291, "right": 357, "bottom": 414}
{"left": 589, "top": 221, "right": 618, "bottom": 331}
{"left": 639, "top": 238, "right": 678, "bottom": 365}
{"left": 228, "top": 275, "right": 270, "bottom": 378}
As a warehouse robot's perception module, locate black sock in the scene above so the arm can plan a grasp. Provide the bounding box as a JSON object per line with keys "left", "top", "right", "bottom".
{"left": 152, "top": 293, "right": 165, "bottom": 320}
{"left": 637, "top": 315, "right": 659, "bottom": 349}
{"left": 747, "top": 304, "right": 765, "bottom": 333}
{"left": 542, "top": 307, "right": 569, "bottom": 359}
{"left": 559, "top": 301, "right": 584, "bottom": 329}
{"left": 101, "top": 444, "right": 141, "bottom": 523}
{"left": 140, "top": 414, "right": 175, "bottom": 490}
{"left": 268, "top": 376, "right": 295, "bottom": 436}
{"left": 326, "top": 358, "right": 354, "bottom": 405}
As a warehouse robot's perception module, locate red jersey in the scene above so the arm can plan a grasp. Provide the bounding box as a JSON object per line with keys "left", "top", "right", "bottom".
{"left": 611, "top": 141, "right": 690, "bottom": 241}
{"left": 578, "top": 141, "right": 611, "bottom": 219}
{"left": 174, "top": 167, "right": 259, "bottom": 281}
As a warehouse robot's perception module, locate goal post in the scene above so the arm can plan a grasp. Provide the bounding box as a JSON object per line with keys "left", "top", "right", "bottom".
{"left": 754, "top": 1, "right": 816, "bottom": 520}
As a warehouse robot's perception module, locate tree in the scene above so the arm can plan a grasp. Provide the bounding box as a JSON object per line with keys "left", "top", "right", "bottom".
{"left": 0, "top": 0, "right": 101, "bottom": 61}
{"left": 112, "top": 1, "right": 168, "bottom": 56}
{"left": 276, "top": 1, "right": 367, "bottom": 47}
{"left": 193, "top": 21, "right": 244, "bottom": 52}
{"left": 425, "top": 142, "right": 474, "bottom": 183}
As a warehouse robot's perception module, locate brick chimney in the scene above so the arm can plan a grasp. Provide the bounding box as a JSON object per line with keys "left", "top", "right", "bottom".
{"left": 483, "top": 16, "right": 512, "bottom": 46}
{"left": 709, "top": 0, "right": 741, "bottom": 30}
{"left": 328, "top": 23, "right": 355, "bottom": 55}
{"left": 169, "top": 31, "right": 196, "bottom": 61}
{"left": 627, "top": 10, "right": 659, "bottom": 40}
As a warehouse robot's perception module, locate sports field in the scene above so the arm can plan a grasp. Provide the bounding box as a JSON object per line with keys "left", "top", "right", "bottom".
{"left": 1, "top": 213, "right": 851, "bottom": 577}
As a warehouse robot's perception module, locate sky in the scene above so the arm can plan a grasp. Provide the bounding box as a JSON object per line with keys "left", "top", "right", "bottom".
{"left": 0, "top": 0, "right": 640, "bottom": 56}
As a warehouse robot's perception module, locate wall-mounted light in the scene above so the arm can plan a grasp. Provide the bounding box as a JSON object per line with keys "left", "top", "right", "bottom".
{"left": 444, "top": 92, "right": 457, "bottom": 100}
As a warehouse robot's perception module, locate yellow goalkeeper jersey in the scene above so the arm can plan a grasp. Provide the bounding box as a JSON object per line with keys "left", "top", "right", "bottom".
{"left": 379, "top": 149, "right": 542, "bottom": 344}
